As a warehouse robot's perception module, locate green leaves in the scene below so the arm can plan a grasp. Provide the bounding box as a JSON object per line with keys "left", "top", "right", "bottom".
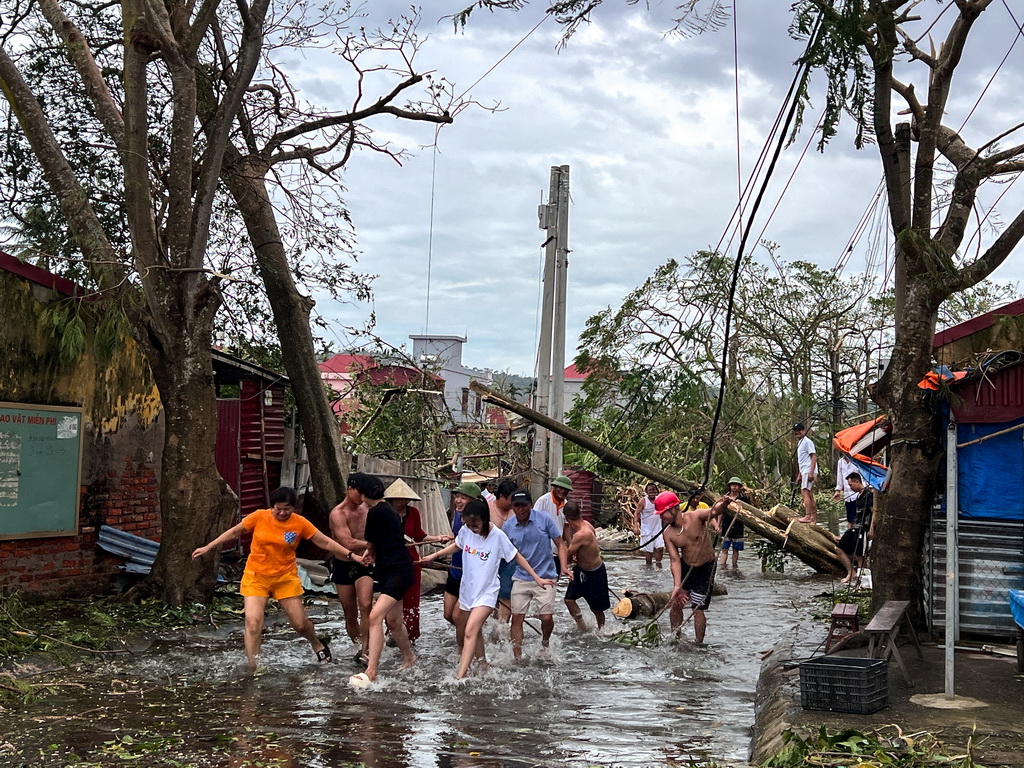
{"left": 763, "top": 726, "right": 989, "bottom": 768}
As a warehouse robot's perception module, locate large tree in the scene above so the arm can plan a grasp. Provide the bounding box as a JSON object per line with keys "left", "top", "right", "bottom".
{"left": 461, "top": 0, "right": 1024, "bottom": 614}
{"left": 790, "top": 0, "right": 1024, "bottom": 613}
{"left": 0, "top": 1, "right": 456, "bottom": 603}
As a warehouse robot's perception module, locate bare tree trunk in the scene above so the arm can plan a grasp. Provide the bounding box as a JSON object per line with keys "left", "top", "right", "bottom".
{"left": 872, "top": 286, "right": 943, "bottom": 619}
{"left": 144, "top": 333, "right": 237, "bottom": 603}
{"left": 222, "top": 152, "right": 349, "bottom": 508}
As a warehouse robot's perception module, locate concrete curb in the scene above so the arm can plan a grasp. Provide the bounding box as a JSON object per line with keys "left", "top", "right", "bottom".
{"left": 749, "top": 626, "right": 801, "bottom": 764}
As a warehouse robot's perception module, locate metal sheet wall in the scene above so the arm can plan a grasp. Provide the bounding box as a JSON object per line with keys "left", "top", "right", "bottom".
{"left": 214, "top": 399, "right": 241, "bottom": 499}
{"left": 925, "top": 513, "right": 1024, "bottom": 639}
{"left": 238, "top": 380, "right": 285, "bottom": 519}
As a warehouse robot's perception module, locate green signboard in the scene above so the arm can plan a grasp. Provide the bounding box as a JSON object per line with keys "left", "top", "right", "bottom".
{"left": 0, "top": 402, "right": 83, "bottom": 539}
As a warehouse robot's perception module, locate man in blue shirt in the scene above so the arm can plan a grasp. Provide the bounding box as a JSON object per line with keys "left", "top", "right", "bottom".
{"left": 504, "top": 488, "right": 570, "bottom": 661}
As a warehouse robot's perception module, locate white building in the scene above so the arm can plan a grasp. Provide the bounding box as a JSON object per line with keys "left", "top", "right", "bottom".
{"left": 409, "top": 334, "right": 494, "bottom": 425}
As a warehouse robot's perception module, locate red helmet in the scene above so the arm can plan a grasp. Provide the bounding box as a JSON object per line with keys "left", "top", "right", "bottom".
{"left": 654, "top": 491, "right": 680, "bottom": 513}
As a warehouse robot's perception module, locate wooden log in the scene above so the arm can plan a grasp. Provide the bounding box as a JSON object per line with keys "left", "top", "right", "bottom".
{"left": 471, "top": 380, "right": 844, "bottom": 576}
{"left": 612, "top": 585, "right": 729, "bottom": 618}
{"left": 613, "top": 590, "right": 671, "bottom": 619}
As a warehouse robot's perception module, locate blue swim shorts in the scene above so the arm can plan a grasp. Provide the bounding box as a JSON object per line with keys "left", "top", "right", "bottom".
{"left": 498, "top": 559, "right": 516, "bottom": 601}
{"left": 721, "top": 538, "right": 744, "bottom": 551}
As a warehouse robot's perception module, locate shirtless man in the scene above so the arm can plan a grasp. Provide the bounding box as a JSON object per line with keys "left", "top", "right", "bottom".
{"left": 488, "top": 479, "right": 518, "bottom": 623}
{"left": 563, "top": 502, "right": 610, "bottom": 631}
{"left": 329, "top": 472, "right": 375, "bottom": 661}
{"left": 657, "top": 491, "right": 729, "bottom": 644}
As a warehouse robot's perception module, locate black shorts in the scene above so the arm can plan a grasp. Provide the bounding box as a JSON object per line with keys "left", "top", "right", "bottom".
{"left": 564, "top": 563, "right": 611, "bottom": 613}
{"left": 683, "top": 560, "right": 714, "bottom": 610}
{"left": 444, "top": 572, "right": 461, "bottom": 597}
{"left": 331, "top": 559, "right": 374, "bottom": 586}
{"left": 376, "top": 564, "right": 415, "bottom": 601}
{"left": 838, "top": 528, "right": 869, "bottom": 557}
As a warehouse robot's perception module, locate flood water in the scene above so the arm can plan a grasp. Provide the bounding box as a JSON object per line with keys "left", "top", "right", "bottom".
{"left": 2, "top": 554, "right": 826, "bottom": 767}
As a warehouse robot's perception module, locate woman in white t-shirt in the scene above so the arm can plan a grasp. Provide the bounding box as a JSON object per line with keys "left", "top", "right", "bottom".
{"left": 422, "top": 498, "right": 554, "bottom": 679}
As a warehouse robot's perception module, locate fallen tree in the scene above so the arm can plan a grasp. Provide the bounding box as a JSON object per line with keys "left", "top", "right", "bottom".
{"left": 471, "top": 381, "right": 844, "bottom": 575}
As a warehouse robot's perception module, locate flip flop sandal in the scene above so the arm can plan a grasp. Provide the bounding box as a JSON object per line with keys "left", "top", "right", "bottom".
{"left": 349, "top": 672, "right": 372, "bottom": 689}
{"left": 315, "top": 637, "right": 332, "bottom": 663}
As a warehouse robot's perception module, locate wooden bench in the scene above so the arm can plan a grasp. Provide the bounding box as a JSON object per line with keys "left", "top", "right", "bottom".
{"left": 825, "top": 603, "right": 860, "bottom": 653}
{"left": 865, "top": 600, "right": 924, "bottom": 686}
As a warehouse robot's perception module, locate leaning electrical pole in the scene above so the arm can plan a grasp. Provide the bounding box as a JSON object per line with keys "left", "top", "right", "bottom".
{"left": 531, "top": 165, "right": 571, "bottom": 498}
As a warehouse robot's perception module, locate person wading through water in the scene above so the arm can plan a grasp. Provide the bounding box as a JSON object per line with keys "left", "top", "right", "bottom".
{"left": 658, "top": 492, "right": 730, "bottom": 644}
{"left": 193, "top": 486, "right": 364, "bottom": 672}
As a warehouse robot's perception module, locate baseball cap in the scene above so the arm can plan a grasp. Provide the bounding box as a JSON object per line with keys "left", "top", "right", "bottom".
{"left": 791, "top": 422, "right": 805, "bottom": 432}
{"left": 654, "top": 491, "right": 680, "bottom": 513}
{"left": 510, "top": 488, "right": 533, "bottom": 506}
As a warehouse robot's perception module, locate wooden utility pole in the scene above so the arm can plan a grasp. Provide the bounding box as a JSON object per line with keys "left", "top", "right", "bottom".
{"left": 532, "top": 165, "right": 570, "bottom": 497}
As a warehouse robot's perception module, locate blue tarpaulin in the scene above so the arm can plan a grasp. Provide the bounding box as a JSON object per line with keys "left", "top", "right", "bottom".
{"left": 957, "top": 419, "right": 1024, "bottom": 521}
{"left": 1011, "top": 590, "right": 1024, "bottom": 630}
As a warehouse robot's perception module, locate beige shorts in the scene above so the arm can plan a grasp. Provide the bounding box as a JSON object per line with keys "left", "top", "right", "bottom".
{"left": 510, "top": 579, "right": 556, "bottom": 616}
{"left": 800, "top": 475, "right": 815, "bottom": 491}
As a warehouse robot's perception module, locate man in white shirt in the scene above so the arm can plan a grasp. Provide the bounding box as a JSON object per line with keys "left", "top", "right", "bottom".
{"left": 833, "top": 455, "right": 858, "bottom": 530}
{"left": 792, "top": 422, "right": 818, "bottom": 524}
{"left": 533, "top": 475, "right": 573, "bottom": 575}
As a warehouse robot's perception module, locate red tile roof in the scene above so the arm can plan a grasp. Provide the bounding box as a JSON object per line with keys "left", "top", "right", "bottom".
{"left": 319, "top": 353, "right": 375, "bottom": 374}
{"left": 563, "top": 363, "right": 590, "bottom": 381}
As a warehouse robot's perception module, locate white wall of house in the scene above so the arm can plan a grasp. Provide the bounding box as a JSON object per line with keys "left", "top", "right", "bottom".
{"left": 410, "top": 334, "right": 493, "bottom": 424}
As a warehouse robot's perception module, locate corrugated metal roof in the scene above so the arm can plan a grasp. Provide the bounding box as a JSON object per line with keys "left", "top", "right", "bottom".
{"left": 98, "top": 525, "right": 159, "bottom": 573}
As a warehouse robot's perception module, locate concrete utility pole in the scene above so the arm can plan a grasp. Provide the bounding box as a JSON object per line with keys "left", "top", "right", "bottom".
{"left": 894, "top": 122, "right": 912, "bottom": 324}
{"left": 531, "top": 165, "right": 570, "bottom": 498}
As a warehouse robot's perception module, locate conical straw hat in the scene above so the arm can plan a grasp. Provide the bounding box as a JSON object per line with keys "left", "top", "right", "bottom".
{"left": 384, "top": 478, "right": 421, "bottom": 501}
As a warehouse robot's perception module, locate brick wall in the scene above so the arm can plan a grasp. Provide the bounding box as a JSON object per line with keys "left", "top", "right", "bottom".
{"left": 0, "top": 456, "right": 162, "bottom": 597}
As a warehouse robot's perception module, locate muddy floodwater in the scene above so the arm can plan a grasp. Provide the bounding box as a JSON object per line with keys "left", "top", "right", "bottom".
{"left": 2, "top": 555, "right": 824, "bottom": 767}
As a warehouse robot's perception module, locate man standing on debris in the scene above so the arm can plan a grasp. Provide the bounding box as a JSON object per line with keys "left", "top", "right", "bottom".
{"left": 563, "top": 501, "right": 610, "bottom": 632}
{"left": 835, "top": 472, "right": 875, "bottom": 585}
{"left": 329, "top": 473, "right": 376, "bottom": 662}
{"left": 792, "top": 422, "right": 818, "bottom": 524}
{"left": 534, "top": 474, "right": 573, "bottom": 574}
{"left": 505, "top": 487, "right": 570, "bottom": 661}
{"left": 658, "top": 491, "right": 729, "bottom": 644}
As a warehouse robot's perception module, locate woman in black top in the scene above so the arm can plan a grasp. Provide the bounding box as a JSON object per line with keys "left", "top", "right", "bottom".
{"left": 347, "top": 473, "right": 416, "bottom": 687}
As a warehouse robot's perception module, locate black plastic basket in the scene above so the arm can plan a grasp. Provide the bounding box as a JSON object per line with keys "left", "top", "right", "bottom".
{"left": 799, "top": 656, "right": 888, "bottom": 714}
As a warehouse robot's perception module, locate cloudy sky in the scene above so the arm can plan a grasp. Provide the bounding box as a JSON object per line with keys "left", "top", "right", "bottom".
{"left": 289, "top": 2, "right": 1024, "bottom": 375}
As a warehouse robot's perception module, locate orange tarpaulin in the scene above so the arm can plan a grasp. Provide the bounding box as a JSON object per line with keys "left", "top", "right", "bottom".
{"left": 833, "top": 416, "right": 890, "bottom": 491}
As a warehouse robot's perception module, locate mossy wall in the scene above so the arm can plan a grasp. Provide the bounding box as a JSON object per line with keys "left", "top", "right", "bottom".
{"left": 0, "top": 270, "right": 164, "bottom": 595}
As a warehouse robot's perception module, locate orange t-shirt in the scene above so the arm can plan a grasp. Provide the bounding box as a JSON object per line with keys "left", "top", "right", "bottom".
{"left": 242, "top": 508, "right": 319, "bottom": 577}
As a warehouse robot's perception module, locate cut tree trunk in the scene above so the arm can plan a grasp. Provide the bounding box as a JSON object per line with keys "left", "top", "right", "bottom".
{"left": 612, "top": 585, "right": 728, "bottom": 619}
{"left": 470, "top": 381, "right": 844, "bottom": 576}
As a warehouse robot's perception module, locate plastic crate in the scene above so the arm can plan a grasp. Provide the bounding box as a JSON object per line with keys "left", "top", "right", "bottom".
{"left": 799, "top": 656, "right": 888, "bottom": 714}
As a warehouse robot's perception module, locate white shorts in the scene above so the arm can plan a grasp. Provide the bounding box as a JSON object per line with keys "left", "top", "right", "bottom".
{"left": 800, "top": 475, "right": 815, "bottom": 491}
{"left": 639, "top": 518, "right": 664, "bottom": 552}
{"left": 511, "top": 579, "right": 556, "bottom": 616}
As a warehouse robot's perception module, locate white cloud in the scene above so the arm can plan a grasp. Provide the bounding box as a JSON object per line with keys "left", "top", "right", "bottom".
{"left": 293, "top": 3, "right": 1024, "bottom": 374}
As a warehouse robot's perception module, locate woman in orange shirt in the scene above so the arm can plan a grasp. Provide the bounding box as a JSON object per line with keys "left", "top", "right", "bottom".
{"left": 193, "top": 486, "right": 364, "bottom": 671}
